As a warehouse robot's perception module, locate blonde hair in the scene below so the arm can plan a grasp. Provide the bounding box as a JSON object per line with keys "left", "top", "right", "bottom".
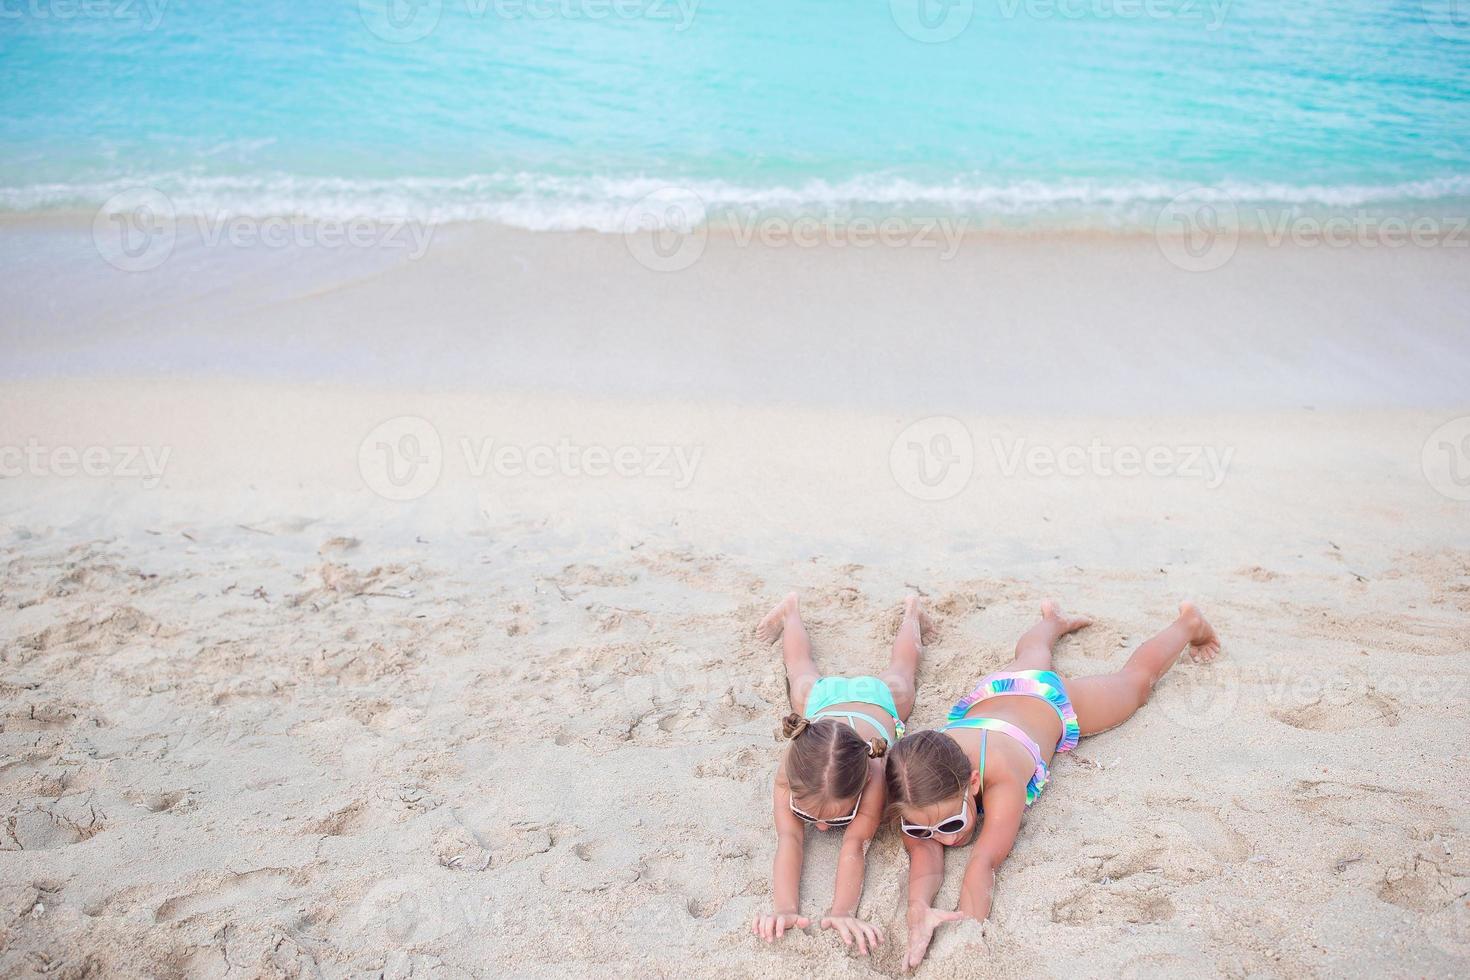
{"left": 884, "top": 730, "right": 971, "bottom": 820}
{"left": 779, "top": 712, "right": 885, "bottom": 804}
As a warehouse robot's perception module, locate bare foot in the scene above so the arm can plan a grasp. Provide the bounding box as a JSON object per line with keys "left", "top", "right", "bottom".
{"left": 1040, "top": 599, "right": 1093, "bottom": 635}
{"left": 1177, "top": 601, "right": 1220, "bottom": 662}
{"left": 903, "top": 595, "right": 936, "bottom": 644}
{"left": 757, "top": 592, "right": 799, "bottom": 644}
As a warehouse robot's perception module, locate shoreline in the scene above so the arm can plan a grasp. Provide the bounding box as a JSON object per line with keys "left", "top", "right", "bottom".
{"left": 4, "top": 219, "right": 1469, "bottom": 413}
{"left": 7, "top": 206, "right": 1470, "bottom": 246}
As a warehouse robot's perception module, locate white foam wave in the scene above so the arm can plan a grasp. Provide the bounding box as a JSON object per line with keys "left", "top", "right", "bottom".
{"left": 4, "top": 172, "right": 1469, "bottom": 230}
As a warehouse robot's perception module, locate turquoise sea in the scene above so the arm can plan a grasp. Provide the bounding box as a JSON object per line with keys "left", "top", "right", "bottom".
{"left": 2, "top": 0, "right": 1468, "bottom": 229}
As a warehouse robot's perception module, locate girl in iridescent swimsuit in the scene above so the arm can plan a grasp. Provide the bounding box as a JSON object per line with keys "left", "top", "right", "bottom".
{"left": 886, "top": 600, "right": 1220, "bottom": 970}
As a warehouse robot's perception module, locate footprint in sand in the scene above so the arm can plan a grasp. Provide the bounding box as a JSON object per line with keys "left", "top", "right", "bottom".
{"left": 124, "top": 789, "right": 192, "bottom": 813}
{"left": 1168, "top": 805, "right": 1252, "bottom": 864}
{"left": 155, "top": 868, "right": 295, "bottom": 923}
{"left": 1272, "top": 689, "right": 1401, "bottom": 732}
{"left": 20, "top": 607, "right": 164, "bottom": 656}
{"left": 1051, "top": 886, "right": 1175, "bottom": 926}
{"left": 0, "top": 703, "right": 82, "bottom": 732}
{"left": 693, "top": 747, "right": 764, "bottom": 781}
{"left": 1119, "top": 953, "right": 1199, "bottom": 978}
{"left": 539, "top": 838, "right": 640, "bottom": 894}
{"left": 1378, "top": 856, "right": 1461, "bottom": 912}
{"left": 1288, "top": 778, "right": 1436, "bottom": 831}
{"left": 1085, "top": 845, "right": 1168, "bottom": 884}
{"left": 303, "top": 799, "right": 400, "bottom": 837}
{"left": 4, "top": 803, "right": 107, "bottom": 851}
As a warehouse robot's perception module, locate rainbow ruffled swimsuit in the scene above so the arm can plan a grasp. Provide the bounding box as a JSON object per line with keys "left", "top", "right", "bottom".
{"left": 940, "top": 669, "right": 1079, "bottom": 806}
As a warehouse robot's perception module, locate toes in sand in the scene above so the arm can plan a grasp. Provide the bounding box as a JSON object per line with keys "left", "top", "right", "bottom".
{"left": 1178, "top": 600, "right": 1221, "bottom": 662}
{"left": 1041, "top": 598, "right": 1093, "bottom": 635}
{"left": 756, "top": 592, "right": 799, "bottom": 644}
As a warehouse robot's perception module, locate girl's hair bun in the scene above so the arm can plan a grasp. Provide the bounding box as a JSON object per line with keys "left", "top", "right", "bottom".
{"left": 780, "top": 712, "right": 811, "bottom": 740}
{"left": 867, "top": 737, "right": 888, "bottom": 759}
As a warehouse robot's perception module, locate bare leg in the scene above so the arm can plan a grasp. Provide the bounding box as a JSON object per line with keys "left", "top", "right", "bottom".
{"left": 1068, "top": 601, "right": 1220, "bottom": 736}
{"left": 1002, "top": 599, "right": 1093, "bottom": 672}
{"left": 758, "top": 592, "right": 820, "bottom": 712}
{"left": 880, "top": 595, "right": 930, "bottom": 720}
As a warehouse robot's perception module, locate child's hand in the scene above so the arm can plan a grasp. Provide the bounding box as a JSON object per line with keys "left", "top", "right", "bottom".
{"left": 820, "top": 914, "right": 883, "bottom": 955}
{"left": 904, "top": 905, "right": 967, "bottom": 970}
{"left": 752, "top": 911, "right": 810, "bottom": 943}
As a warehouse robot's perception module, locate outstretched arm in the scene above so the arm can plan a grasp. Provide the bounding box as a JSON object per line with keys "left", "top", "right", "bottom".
{"left": 957, "top": 782, "right": 1025, "bottom": 922}
{"left": 901, "top": 831, "right": 965, "bottom": 969}
{"left": 753, "top": 776, "right": 809, "bottom": 941}
{"left": 821, "top": 762, "right": 885, "bottom": 954}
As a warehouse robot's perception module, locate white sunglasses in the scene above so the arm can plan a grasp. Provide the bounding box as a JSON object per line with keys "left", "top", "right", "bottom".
{"left": 790, "top": 788, "right": 863, "bottom": 827}
{"left": 900, "top": 796, "right": 971, "bottom": 840}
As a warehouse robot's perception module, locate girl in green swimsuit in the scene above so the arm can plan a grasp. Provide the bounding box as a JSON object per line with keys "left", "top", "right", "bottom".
{"left": 751, "top": 590, "right": 930, "bottom": 956}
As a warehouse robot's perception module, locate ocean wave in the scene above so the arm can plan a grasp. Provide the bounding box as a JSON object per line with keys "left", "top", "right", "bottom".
{"left": 4, "top": 172, "right": 1469, "bottom": 231}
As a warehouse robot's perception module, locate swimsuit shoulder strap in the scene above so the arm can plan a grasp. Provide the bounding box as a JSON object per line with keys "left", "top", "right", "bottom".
{"left": 941, "top": 716, "right": 1044, "bottom": 769}
{"left": 811, "top": 710, "right": 892, "bottom": 741}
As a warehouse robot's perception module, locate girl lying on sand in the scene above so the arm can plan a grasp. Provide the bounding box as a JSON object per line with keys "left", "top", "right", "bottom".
{"left": 887, "top": 600, "right": 1219, "bottom": 969}
{"left": 750, "top": 591, "right": 931, "bottom": 955}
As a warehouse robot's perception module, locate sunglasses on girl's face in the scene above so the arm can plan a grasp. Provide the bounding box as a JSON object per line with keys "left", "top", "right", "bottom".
{"left": 790, "top": 789, "right": 863, "bottom": 827}
{"left": 900, "top": 796, "right": 970, "bottom": 840}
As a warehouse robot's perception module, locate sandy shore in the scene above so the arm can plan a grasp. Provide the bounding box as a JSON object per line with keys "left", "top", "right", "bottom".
{"left": 5, "top": 217, "right": 1470, "bottom": 412}
{"left": 1, "top": 227, "right": 1468, "bottom": 978}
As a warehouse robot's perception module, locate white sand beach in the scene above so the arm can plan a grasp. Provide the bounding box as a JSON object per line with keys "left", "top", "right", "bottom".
{"left": 1, "top": 227, "right": 1468, "bottom": 978}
